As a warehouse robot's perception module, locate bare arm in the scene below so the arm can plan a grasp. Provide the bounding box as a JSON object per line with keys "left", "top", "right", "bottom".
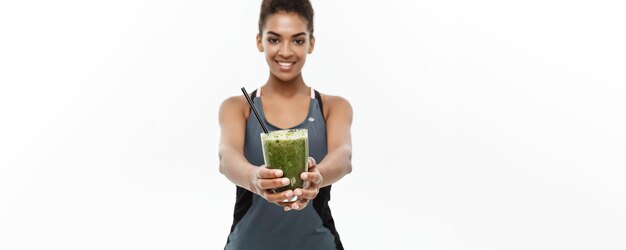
{"left": 318, "top": 95, "right": 353, "bottom": 187}
{"left": 218, "top": 96, "right": 256, "bottom": 192}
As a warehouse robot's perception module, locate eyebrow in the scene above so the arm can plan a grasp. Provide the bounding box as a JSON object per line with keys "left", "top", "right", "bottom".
{"left": 266, "top": 31, "right": 307, "bottom": 38}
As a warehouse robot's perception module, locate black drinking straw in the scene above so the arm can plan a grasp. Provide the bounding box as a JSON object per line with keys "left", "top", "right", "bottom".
{"left": 241, "top": 87, "right": 269, "bottom": 134}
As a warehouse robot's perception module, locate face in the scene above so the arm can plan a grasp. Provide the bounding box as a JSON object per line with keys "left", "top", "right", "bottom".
{"left": 257, "top": 12, "right": 315, "bottom": 82}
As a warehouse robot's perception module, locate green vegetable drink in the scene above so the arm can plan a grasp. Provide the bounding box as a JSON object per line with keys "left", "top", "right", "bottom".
{"left": 260, "top": 129, "right": 308, "bottom": 202}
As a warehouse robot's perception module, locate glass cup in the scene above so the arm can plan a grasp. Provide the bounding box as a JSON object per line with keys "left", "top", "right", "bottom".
{"left": 260, "top": 129, "right": 309, "bottom": 202}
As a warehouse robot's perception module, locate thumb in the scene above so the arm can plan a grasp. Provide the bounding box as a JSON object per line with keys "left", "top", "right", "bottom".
{"left": 308, "top": 157, "right": 317, "bottom": 168}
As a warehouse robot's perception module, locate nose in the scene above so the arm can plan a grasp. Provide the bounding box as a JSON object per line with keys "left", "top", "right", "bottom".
{"left": 278, "top": 42, "right": 294, "bottom": 57}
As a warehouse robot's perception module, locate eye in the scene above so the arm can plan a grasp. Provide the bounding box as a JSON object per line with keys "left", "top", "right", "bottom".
{"left": 293, "top": 39, "right": 305, "bottom": 45}
{"left": 268, "top": 38, "right": 279, "bottom": 44}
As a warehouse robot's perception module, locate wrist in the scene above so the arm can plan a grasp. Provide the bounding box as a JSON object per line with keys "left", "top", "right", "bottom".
{"left": 316, "top": 164, "right": 327, "bottom": 186}
{"left": 246, "top": 164, "right": 259, "bottom": 194}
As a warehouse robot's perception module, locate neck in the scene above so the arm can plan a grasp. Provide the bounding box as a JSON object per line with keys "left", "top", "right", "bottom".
{"left": 264, "top": 73, "right": 308, "bottom": 97}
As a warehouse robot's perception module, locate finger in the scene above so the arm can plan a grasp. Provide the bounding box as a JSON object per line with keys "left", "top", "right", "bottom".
{"left": 300, "top": 171, "right": 322, "bottom": 184}
{"left": 308, "top": 157, "right": 317, "bottom": 168}
{"left": 279, "top": 200, "right": 302, "bottom": 210}
{"left": 294, "top": 188, "right": 319, "bottom": 200}
{"left": 277, "top": 201, "right": 294, "bottom": 207}
{"left": 278, "top": 196, "right": 309, "bottom": 211}
{"left": 263, "top": 189, "right": 294, "bottom": 203}
{"left": 257, "top": 166, "right": 283, "bottom": 179}
{"left": 257, "top": 177, "right": 290, "bottom": 190}
{"left": 291, "top": 199, "right": 309, "bottom": 210}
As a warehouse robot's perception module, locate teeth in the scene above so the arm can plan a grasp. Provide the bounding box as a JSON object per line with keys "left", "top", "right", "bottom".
{"left": 278, "top": 62, "right": 294, "bottom": 67}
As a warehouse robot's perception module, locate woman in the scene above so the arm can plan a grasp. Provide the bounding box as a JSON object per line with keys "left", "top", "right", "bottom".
{"left": 218, "top": 0, "right": 352, "bottom": 249}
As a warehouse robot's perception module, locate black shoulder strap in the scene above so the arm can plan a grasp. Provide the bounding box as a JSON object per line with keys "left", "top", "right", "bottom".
{"left": 250, "top": 89, "right": 257, "bottom": 103}
{"left": 314, "top": 90, "right": 326, "bottom": 122}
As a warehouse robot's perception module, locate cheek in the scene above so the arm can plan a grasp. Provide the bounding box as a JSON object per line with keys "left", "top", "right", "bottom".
{"left": 296, "top": 50, "right": 308, "bottom": 61}
{"left": 264, "top": 50, "right": 276, "bottom": 61}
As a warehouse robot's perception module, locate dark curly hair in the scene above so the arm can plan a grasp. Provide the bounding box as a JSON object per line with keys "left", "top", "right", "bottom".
{"left": 258, "top": 0, "right": 314, "bottom": 36}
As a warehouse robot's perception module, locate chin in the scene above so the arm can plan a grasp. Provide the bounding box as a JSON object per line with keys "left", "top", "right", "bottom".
{"left": 272, "top": 71, "right": 300, "bottom": 82}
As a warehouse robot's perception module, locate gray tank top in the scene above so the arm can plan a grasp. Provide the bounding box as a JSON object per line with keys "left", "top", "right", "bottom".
{"left": 225, "top": 87, "right": 341, "bottom": 250}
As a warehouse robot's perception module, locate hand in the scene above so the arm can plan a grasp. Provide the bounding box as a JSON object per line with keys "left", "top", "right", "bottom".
{"left": 282, "top": 157, "right": 323, "bottom": 211}
{"left": 249, "top": 166, "right": 295, "bottom": 206}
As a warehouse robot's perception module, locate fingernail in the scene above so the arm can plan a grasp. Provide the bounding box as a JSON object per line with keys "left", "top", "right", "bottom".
{"left": 285, "top": 190, "right": 293, "bottom": 197}
{"left": 293, "top": 204, "right": 299, "bottom": 209}
{"left": 275, "top": 170, "right": 283, "bottom": 177}
{"left": 300, "top": 173, "right": 307, "bottom": 180}
{"left": 281, "top": 178, "right": 290, "bottom": 185}
{"left": 285, "top": 207, "right": 291, "bottom": 211}
{"left": 294, "top": 189, "right": 302, "bottom": 196}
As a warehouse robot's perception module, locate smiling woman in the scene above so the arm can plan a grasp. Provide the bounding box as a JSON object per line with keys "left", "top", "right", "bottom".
{"left": 217, "top": 0, "right": 353, "bottom": 249}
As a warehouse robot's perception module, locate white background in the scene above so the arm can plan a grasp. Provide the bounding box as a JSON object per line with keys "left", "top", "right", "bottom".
{"left": 1, "top": 1, "right": 625, "bottom": 249}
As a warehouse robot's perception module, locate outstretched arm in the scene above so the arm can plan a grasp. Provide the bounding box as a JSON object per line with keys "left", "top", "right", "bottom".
{"left": 317, "top": 95, "right": 353, "bottom": 187}
{"left": 218, "top": 96, "right": 256, "bottom": 191}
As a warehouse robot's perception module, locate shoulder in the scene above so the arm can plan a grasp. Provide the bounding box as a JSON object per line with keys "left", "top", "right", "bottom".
{"left": 219, "top": 95, "right": 250, "bottom": 120}
{"left": 321, "top": 94, "right": 352, "bottom": 110}
{"left": 319, "top": 93, "right": 353, "bottom": 121}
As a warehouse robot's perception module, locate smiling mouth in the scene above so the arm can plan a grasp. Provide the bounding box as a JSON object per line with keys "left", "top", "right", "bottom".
{"left": 276, "top": 61, "right": 295, "bottom": 71}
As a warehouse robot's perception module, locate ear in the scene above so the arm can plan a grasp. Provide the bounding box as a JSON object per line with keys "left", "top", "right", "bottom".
{"left": 308, "top": 35, "right": 315, "bottom": 54}
{"left": 256, "top": 33, "right": 264, "bottom": 52}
